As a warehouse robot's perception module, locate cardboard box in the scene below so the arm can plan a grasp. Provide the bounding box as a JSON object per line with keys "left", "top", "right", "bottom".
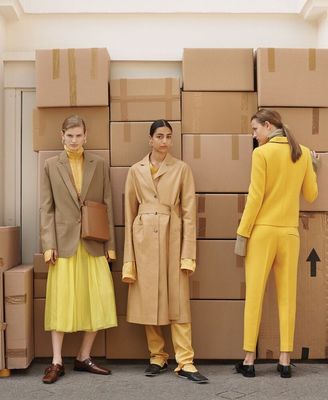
{"left": 258, "top": 213, "right": 328, "bottom": 359}
{"left": 0, "top": 265, "right": 14, "bottom": 370}
{"left": 110, "top": 121, "right": 181, "bottom": 167}
{"left": 33, "top": 254, "right": 47, "bottom": 298}
{"left": 36, "top": 48, "right": 110, "bottom": 107}
{"left": 112, "top": 272, "right": 128, "bottom": 316}
{"left": 5, "top": 265, "right": 34, "bottom": 369}
{"left": 110, "top": 78, "right": 181, "bottom": 121}
{"left": 183, "top": 48, "right": 254, "bottom": 91}
{"left": 269, "top": 108, "right": 328, "bottom": 152}
{"left": 33, "top": 107, "right": 110, "bottom": 150}
{"left": 105, "top": 317, "right": 174, "bottom": 359}
{"left": 300, "top": 153, "right": 328, "bottom": 212}
{"left": 257, "top": 48, "right": 328, "bottom": 107}
{"left": 110, "top": 167, "right": 129, "bottom": 226}
{"left": 190, "top": 240, "right": 245, "bottom": 300}
{"left": 111, "top": 227, "right": 124, "bottom": 272}
{"left": 191, "top": 300, "right": 245, "bottom": 359}
{"left": 34, "top": 299, "right": 105, "bottom": 357}
{"left": 182, "top": 92, "right": 257, "bottom": 134}
{"left": 183, "top": 135, "right": 252, "bottom": 192}
{"left": 0, "top": 226, "right": 21, "bottom": 269}
{"left": 196, "top": 194, "right": 246, "bottom": 239}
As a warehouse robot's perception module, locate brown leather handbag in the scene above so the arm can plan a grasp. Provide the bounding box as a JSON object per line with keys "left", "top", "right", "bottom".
{"left": 81, "top": 200, "right": 110, "bottom": 242}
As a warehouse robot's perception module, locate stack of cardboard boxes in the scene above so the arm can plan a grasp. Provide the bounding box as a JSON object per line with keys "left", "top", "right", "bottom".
{"left": 0, "top": 227, "right": 34, "bottom": 372}
{"left": 181, "top": 49, "right": 257, "bottom": 358}
{"left": 256, "top": 48, "right": 328, "bottom": 360}
{"left": 33, "top": 48, "right": 111, "bottom": 358}
{"left": 106, "top": 77, "right": 181, "bottom": 359}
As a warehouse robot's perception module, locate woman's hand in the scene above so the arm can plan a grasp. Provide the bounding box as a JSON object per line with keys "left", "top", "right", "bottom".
{"left": 44, "top": 249, "right": 58, "bottom": 265}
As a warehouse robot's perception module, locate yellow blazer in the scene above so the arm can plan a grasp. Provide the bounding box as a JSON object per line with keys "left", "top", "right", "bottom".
{"left": 237, "top": 137, "right": 318, "bottom": 238}
{"left": 40, "top": 151, "right": 115, "bottom": 257}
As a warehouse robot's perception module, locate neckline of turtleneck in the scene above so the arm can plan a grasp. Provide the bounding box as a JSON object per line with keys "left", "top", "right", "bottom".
{"left": 64, "top": 145, "right": 84, "bottom": 159}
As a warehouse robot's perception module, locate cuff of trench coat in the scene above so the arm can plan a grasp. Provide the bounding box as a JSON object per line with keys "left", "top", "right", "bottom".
{"left": 122, "top": 261, "right": 137, "bottom": 283}
{"left": 174, "top": 363, "right": 197, "bottom": 373}
{"left": 180, "top": 259, "right": 196, "bottom": 275}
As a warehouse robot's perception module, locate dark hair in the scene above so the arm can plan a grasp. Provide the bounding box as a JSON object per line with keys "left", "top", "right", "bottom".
{"left": 149, "top": 120, "right": 173, "bottom": 137}
{"left": 61, "top": 115, "right": 86, "bottom": 134}
{"left": 251, "top": 109, "right": 302, "bottom": 162}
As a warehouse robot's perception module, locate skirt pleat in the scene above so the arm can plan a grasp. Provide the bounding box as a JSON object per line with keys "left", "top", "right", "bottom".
{"left": 45, "top": 242, "right": 117, "bottom": 332}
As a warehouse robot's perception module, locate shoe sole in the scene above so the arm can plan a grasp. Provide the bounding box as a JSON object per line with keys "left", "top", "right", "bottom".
{"left": 144, "top": 369, "right": 168, "bottom": 377}
{"left": 235, "top": 368, "right": 255, "bottom": 378}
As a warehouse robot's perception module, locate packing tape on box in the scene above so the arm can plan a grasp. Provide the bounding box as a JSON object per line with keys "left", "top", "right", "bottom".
{"left": 198, "top": 217, "right": 206, "bottom": 237}
{"left": 191, "top": 93, "right": 202, "bottom": 133}
{"left": 312, "top": 108, "right": 319, "bottom": 135}
{"left": 0, "top": 322, "right": 7, "bottom": 331}
{"left": 5, "top": 294, "right": 27, "bottom": 305}
{"left": 299, "top": 213, "right": 311, "bottom": 230}
{"left": 34, "top": 272, "right": 48, "bottom": 279}
{"left": 240, "top": 282, "right": 246, "bottom": 298}
{"left": 231, "top": 136, "right": 239, "bottom": 160}
{"left": 113, "top": 78, "right": 180, "bottom": 121}
{"left": 308, "top": 48, "right": 316, "bottom": 71}
{"left": 241, "top": 93, "right": 249, "bottom": 133}
{"left": 236, "top": 254, "right": 244, "bottom": 268}
{"left": 266, "top": 350, "right": 274, "bottom": 359}
{"left": 238, "top": 194, "right": 246, "bottom": 213}
{"left": 123, "top": 123, "right": 132, "bottom": 143}
{"left": 197, "top": 195, "right": 206, "bottom": 213}
{"left": 267, "top": 48, "right": 275, "bottom": 72}
{"left": 192, "top": 280, "right": 200, "bottom": 298}
{"left": 6, "top": 348, "right": 27, "bottom": 358}
{"left": 90, "top": 48, "right": 98, "bottom": 80}
{"left": 52, "top": 49, "right": 60, "bottom": 79}
{"left": 193, "top": 135, "right": 201, "bottom": 159}
{"left": 68, "top": 49, "right": 77, "bottom": 106}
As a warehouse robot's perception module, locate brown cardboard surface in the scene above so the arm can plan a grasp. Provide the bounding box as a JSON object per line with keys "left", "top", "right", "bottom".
{"left": 110, "top": 167, "right": 129, "bottom": 226}
{"left": 300, "top": 153, "right": 328, "bottom": 211}
{"left": 257, "top": 48, "right": 328, "bottom": 107}
{"left": 0, "top": 265, "right": 14, "bottom": 370}
{"left": 110, "top": 121, "right": 181, "bottom": 166}
{"left": 110, "top": 78, "right": 181, "bottom": 121}
{"left": 111, "top": 227, "right": 124, "bottom": 271}
{"left": 183, "top": 135, "right": 252, "bottom": 192}
{"left": 190, "top": 240, "right": 245, "bottom": 300}
{"left": 33, "top": 107, "right": 110, "bottom": 150}
{"left": 196, "top": 194, "right": 246, "bottom": 239}
{"left": 5, "top": 265, "right": 34, "bottom": 369}
{"left": 105, "top": 317, "right": 174, "bottom": 359}
{"left": 182, "top": 92, "right": 257, "bottom": 134}
{"left": 0, "top": 226, "right": 21, "bottom": 269}
{"left": 191, "top": 300, "right": 245, "bottom": 359}
{"left": 33, "top": 254, "right": 47, "bottom": 298}
{"left": 183, "top": 48, "right": 254, "bottom": 91}
{"left": 34, "top": 299, "right": 105, "bottom": 357}
{"left": 36, "top": 48, "right": 110, "bottom": 107}
{"left": 270, "top": 108, "right": 328, "bottom": 152}
{"left": 258, "top": 213, "right": 328, "bottom": 359}
{"left": 112, "top": 271, "right": 128, "bottom": 316}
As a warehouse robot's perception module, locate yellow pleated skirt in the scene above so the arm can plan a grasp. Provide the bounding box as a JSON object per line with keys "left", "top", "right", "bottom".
{"left": 45, "top": 242, "right": 117, "bottom": 332}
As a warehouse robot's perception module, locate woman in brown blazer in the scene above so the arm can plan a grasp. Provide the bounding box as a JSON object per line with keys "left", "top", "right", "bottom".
{"left": 122, "top": 119, "right": 208, "bottom": 383}
{"left": 40, "top": 115, "right": 117, "bottom": 384}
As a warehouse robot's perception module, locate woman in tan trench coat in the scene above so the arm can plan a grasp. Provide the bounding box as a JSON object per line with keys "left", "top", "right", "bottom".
{"left": 122, "top": 119, "right": 208, "bottom": 383}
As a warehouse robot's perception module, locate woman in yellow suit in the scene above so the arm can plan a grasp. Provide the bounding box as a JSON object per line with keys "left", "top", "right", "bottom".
{"left": 40, "top": 115, "right": 117, "bottom": 384}
{"left": 235, "top": 109, "right": 318, "bottom": 378}
{"left": 122, "top": 120, "right": 208, "bottom": 383}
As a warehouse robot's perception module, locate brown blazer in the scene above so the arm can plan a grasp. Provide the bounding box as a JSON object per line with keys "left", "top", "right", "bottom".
{"left": 40, "top": 151, "right": 115, "bottom": 257}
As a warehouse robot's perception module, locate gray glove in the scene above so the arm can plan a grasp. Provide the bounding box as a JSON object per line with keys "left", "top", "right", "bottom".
{"left": 311, "top": 150, "right": 320, "bottom": 173}
{"left": 234, "top": 234, "right": 248, "bottom": 257}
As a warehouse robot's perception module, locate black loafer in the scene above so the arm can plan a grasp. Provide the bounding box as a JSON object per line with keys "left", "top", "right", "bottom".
{"left": 235, "top": 360, "right": 255, "bottom": 378}
{"left": 144, "top": 363, "right": 168, "bottom": 377}
{"left": 277, "top": 363, "right": 292, "bottom": 378}
{"left": 177, "top": 370, "right": 209, "bottom": 383}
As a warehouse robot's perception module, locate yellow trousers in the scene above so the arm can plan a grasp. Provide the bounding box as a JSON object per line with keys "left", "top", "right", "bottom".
{"left": 145, "top": 323, "right": 197, "bottom": 372}
{"left": 243, "top": 226, "right": 300, "bottom": 352}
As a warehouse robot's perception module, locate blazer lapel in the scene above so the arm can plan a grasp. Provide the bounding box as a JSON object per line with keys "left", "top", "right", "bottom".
{"left": 57, "top": 151, "right": 80, "bottom": 208}
{"left": 80, "top": 152, "right": 97, "bottom": 202}
{"left": 137, "top": 154, "right": 157, "bottom": 194}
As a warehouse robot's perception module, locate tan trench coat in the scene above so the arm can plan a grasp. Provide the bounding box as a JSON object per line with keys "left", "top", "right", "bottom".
{"left": 124, "top": 153, "right": 196, "bottom": 325}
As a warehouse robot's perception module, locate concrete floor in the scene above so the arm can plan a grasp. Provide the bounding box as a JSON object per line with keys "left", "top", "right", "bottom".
{"left": 1, "top": 359, "right": 328, "bottom": 400}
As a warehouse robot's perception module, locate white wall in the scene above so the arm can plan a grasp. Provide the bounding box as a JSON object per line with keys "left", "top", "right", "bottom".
{"left": 0, "top": 14, "right": 6, "bottom": 225}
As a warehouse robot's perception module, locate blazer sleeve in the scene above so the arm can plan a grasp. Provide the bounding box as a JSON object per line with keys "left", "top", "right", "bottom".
{"left": 103, "top": 161, "right": 116, "bottom": 254}
{"left": 180, "top": 164, "right": 197, "bottom": 260}
{"left": 237, "top": 148, "right": 266, "bottom": 238}
{"left": 301, "top": 148, "right": 318, "bottom": 203}
{"left": 40, "top": 160, "right": 57, "bottom": 252}
{"left": 123, "top": 168, "right": 139, "bottom": 263}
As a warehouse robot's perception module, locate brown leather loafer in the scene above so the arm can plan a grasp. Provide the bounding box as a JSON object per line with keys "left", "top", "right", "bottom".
{"left": 74, "top": 358, "right": 111, "bottom": 375}
{"left": 42, "top": 363, "right": 65, "bottom": 384}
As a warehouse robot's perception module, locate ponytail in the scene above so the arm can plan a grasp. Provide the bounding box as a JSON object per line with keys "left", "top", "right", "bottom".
{"left": 282, "top": 123, "right": 302, "bottom": 163}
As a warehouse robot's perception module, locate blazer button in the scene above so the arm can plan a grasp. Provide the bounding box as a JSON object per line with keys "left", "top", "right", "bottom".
{"left": 155, "top": 212, "right": 158, "bottom": 215}
{"left": 154, "top": 229, "right": 158, "bottom": 233}
{"left": 77, "top": 219, "right": 81, "bottom": 223}
{"left": 154, "top": 195, "right": 157, "bottom": 198}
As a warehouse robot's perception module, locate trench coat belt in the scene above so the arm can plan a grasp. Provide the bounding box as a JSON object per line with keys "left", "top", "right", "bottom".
{"left": 138, "top": 202, "right": 181, "bottom": 321}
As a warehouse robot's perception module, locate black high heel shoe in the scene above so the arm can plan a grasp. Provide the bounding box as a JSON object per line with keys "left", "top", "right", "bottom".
{"left": 235, "top": 360, "right": 255, "bottom": 378}
{"left": 277, "top": 363, "right": 294, "bottom": 378}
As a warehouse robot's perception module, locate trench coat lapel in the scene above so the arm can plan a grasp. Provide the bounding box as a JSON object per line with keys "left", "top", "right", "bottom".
{"left": 80, "top": 152, "right": 97, "bottom": 202}
{"left": 153, "top": 153, "right": 175, "bottom": 180}
{"left": 137, "top": 154, "right": 157, "bottom": 194}
{"left": 57, "top": 151, "right": 80, "bottom": 209}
